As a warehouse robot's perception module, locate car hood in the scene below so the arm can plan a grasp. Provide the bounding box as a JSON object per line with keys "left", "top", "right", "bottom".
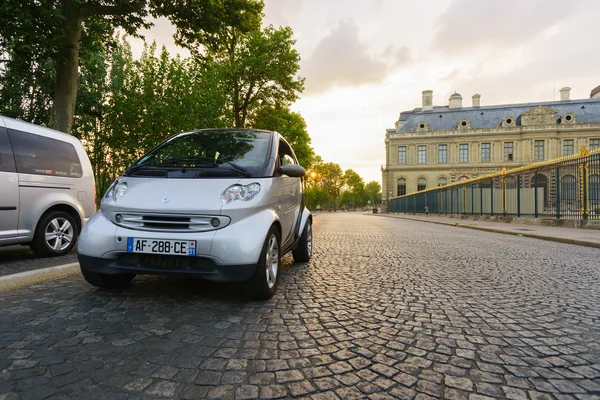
{"left": 101, "top": 177, "right": 242, "bottom": 215}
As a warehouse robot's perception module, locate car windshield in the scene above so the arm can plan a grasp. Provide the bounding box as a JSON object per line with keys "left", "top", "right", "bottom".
{"left": 134, "top": 129, "right": 272, "bottom": 170}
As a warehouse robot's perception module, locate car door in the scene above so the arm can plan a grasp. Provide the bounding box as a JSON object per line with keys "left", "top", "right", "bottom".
{"left": 277, "top": 140, "right": 302, "bottom": 248}
{"left": 0, "top": 126, "right": 19, "bottom": 239}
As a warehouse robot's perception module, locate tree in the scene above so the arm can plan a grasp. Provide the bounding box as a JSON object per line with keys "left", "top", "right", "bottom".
{"left": 251, "top": 105, "right": 314, "bottom": 168}
{"left": 205, "top": 25, "right": 304, "bottom": 128}
{"left": 365, "top": 181, "right": 382, "bottom": 204}
{"left": 0, "top": 0, "right": 264, "bottom": 134}
{"left": 317, "top": 162, "right": 345, "bottom": 210}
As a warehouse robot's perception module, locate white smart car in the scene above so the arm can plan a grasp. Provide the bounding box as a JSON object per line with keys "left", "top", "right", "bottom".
{"left": 78, "top": 129, "right": 312, "bottom": 299}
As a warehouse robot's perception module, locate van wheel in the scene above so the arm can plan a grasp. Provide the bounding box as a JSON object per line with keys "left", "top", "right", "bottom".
{"left": 292, "top": 219, "right": 312, "bottom": 263}
{"left": 30, "top": 211, "right": 79, "bottom": 257}
{"left": 246, "top": 226, "right": 280, "bottom": 300}
{"left": 81, "top": 270, "right": 135, "bottom": 289}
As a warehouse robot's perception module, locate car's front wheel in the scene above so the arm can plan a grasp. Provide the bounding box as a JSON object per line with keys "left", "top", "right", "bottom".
{"left": 81, "top": 270, "right": 136, "bottom": 289}
{"left": 292, "top": 219, "right": 312, "bottom": 263}
{"left": 246, "top": 226, "right": 281, "bottom": 299}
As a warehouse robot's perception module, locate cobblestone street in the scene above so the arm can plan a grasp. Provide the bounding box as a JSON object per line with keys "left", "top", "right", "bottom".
{"left": 1, "top": 213, "right": 599, "bottom": 399}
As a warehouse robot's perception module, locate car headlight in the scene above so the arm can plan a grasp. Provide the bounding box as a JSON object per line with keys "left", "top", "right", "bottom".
{"left": 111, "top": 181, "right": 128, "bottom": 201}
{"left": 221, "top": 183, "right": 261, "bottom": 204}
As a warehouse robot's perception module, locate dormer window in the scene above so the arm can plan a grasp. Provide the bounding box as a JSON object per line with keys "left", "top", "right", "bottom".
{"left": 561, "top": 113, "right": 576, "bottom": 124}
{"left": 502, "top": 116, "right": 516, "bottom": 127}
{"left": 458, "top": 119, "right": 471, "bottom": 129}
{"left": 417, "top": 122, "right": 428, "bottom": 131}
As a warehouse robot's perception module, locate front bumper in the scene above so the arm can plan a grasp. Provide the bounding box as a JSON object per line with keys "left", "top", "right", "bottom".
{"left": 78, "top": 210, "right": 277, "bottom": 281}
{"left": 78, "top": 253, "right": 256, "bottom": 282}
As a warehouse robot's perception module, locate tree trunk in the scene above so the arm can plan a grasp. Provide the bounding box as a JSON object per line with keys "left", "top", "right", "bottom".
{"left": 50, "top": 0, "right": 82, "bottom": 134}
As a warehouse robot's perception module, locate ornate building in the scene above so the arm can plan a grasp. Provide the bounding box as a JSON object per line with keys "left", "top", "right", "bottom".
{"left": 382, "top": 86, "right": 600, "bottom": 204}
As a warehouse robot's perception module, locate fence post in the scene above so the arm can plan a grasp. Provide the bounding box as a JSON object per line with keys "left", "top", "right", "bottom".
{"left": 534, "top": 172, "right": 539, "bottom": 218}
{"left": 490, "top": 179, "right": 494, "bottom": 216}
{"left": 517, "top": 175, "right": 521, "bottom": 217}
{"left": 581, "top": 163, "right": 588, "bottom": 220}
{"left": 480, "top": 184, "right": 483, "bottom": 215}
{"left": 450, "top": 188, "right": 453, "bottom": 215}
{"left": 439, "top": 190, "right": 442, "bottom": 214}
{"left": 502, "top": 177, "right": 507, "bottom": 216}
{"left": 463, "top": 185, "right": 467, "bottom": 214}
{"left": 471, "top": 184, "right": 474, "bottom": 215}
{"left": 556, "top": 167, "right": 560, "bottom": 219}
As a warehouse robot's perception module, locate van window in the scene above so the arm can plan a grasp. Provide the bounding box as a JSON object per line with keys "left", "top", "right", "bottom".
{"left": 8, "top": 129, "right": 83, "bottom": 178}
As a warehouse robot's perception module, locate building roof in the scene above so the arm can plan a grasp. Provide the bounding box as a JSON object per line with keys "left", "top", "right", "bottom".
{"left": 395, "top": 98, "right": 600, "bottom": 132}
{"left": 449, "top": 92, "right": 462, "bottom": 98}
{"left": 591, "top": 85, "right": 600, "bottom": 98}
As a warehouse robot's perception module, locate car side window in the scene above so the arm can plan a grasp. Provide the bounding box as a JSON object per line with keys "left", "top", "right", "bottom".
{"left": 8, "top": 129, "right": 83, "bottom": 178}
{"left": 278, "top": 140, "right": 296, "bottom": 168}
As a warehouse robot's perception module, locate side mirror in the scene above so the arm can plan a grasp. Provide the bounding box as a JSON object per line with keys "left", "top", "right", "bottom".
{"left": 280, "top": 164, "right": 306, "bottom": 177}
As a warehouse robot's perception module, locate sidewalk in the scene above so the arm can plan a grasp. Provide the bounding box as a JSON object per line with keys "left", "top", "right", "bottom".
{"left": 373, "top": 213, "right": 600, "bottom": 249}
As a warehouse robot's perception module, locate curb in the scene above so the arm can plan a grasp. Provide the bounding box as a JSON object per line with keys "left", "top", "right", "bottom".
{"left": 372, "top": 214, "right": 600, "bottom": 249}
{"left": 0, "top": 262, "right": 80, "bottom": 292}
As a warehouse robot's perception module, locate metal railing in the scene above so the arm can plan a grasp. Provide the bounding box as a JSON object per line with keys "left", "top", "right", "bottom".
{"left": 390, "top": 147, "right": 600, "bottom": 220}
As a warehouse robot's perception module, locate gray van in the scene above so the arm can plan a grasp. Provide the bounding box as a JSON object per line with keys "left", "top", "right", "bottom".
{"left": 0, "top": 116, "right": 96, "bottom": 256}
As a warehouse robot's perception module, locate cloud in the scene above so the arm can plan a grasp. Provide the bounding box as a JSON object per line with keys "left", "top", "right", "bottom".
{"left": 382, "top": 45, "right": 412, "bottom": 68}
{"left": 431, "top": 0, "right": 588, "bottom": 55}
{"left": 302, "top": 20, "right": 388, "bottom": 94}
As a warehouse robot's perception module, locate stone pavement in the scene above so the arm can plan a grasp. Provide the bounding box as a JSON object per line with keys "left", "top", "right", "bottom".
{"left": 0, "top": 213, "right": 599, "bottom": 399}
{"left": 374, "top": 213, "right": 600, "bottom": 249}
{"left": 0, "top": 246, "right": 77, "bottom": 277}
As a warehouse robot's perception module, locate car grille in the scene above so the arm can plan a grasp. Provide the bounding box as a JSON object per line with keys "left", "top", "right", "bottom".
{"left": 119, "top": 254, "right": 216, "bottom": 272}
{"left": 112, "top": 213, "right": 230, "bottom": 232}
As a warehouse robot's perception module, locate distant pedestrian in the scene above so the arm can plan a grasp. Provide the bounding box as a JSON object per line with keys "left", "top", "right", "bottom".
{"left": 424, "top": 204, "right": 430, "bottom": 216}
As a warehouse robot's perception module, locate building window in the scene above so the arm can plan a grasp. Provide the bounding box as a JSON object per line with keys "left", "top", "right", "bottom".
{"left": 481, "top": 143, "right": 491, "bottom": 162}
{"left": 417, "top": 145, "right": 427, "bottom": 164}
{"left": 459, "top": 144, "right": 468, "bottom": 163}
{"left": 417, "top": 178, "right": 426, "bottom": 191}
{"left": 563, "top": 139, "right": 574, "bottom": 156}
{"left": 438, "top": 144, "right": 447, "bottom": 163}
{"left": 398, "top": 146, "right": 406, "bottom": 164}
{"left": 534, "top": 140, "right": 545, "bottom": 161}
{"left": 590, "top": 139, "right": 599, "bottom": 151}
{"left": 397, "top": 178, "right": 406, "bottom": 196}
{"left": 438, "top": 177, "right": 448, "bottom": 186}
{"left": 561, "top": 175, "right": 576, "bottom": 200}
{"left": 504, "top": 142, "right": 514, "bottom": 161}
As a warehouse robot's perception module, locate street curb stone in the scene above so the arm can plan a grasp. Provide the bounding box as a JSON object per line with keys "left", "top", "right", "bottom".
{"left": 0, "top": 262, "right": 79, "bottom": 292}
{"left": 371, "top": 214, "right": 600, "bottom": 249}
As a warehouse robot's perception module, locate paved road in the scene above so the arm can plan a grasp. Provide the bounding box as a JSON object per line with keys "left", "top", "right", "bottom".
{"left": 0, "top": 213, "right": 599, "bottom": 399}
{"left": 0, "top": 246, "right": 77, "bottom": 277}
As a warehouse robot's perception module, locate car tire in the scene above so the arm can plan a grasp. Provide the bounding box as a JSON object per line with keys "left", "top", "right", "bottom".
{"left": 81, "top": 270, "right": 136, "bottom": 289}
{"left": 30, "top": 211, "right": 79, "bottom": 257}
{"left": 292, "top": 219, "right": 312, "bottom": 263}
{"left": 246, "top": 226, "right": 281, "bottom": 300}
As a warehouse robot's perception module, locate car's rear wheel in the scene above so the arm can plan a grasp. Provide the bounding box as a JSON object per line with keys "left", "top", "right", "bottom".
{"left": 81, "top": 270, "right": 136, "bottom": 289}
{"left": 246, "top": 226, "right": 280, "bottom": 299}
{"left": 292, "top": 219, "right": 312, "bottom": 263}
{"left": 30, "top": 211, "right": 79, "bottom": 257}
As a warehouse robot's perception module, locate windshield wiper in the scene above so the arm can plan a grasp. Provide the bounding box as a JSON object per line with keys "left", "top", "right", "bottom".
{"left": 158, "top": 156, "right": 219, "bottom": 167}
{"left": 219, "top": 161, "right": 251, "bottom": 178}
{"left": 124, "top": 159, "right": 159, "bottom": 176}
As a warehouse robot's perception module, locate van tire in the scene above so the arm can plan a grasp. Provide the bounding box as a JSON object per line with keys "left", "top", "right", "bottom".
{"left": 81, "top": 270, "right": 136, "bottom": 289}
{"left": 246, "top": 226, "right": 280, "bottom": 300}
{"left": 292, "top": 219, "right": 312, "bottom": 263}
{"left": 30, "top": 211, "right": 79, "bottom": 257}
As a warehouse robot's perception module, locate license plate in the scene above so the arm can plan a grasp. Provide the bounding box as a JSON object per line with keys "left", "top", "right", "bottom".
{"left": 127, "top": 238, "right": 196, "bottom": 256}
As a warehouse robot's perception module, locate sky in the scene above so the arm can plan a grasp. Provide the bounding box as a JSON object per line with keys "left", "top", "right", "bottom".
{"left": 129, "top": 0, "right": 600, "bottom": 185}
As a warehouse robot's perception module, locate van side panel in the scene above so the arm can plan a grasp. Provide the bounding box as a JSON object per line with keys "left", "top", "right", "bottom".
{"left": 0, "top": 126, "right": 19, "bottom": 240}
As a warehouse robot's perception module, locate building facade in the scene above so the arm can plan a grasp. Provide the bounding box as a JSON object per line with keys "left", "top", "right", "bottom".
{"left": 382, "top": 86, "right": 600, "bottom": 204}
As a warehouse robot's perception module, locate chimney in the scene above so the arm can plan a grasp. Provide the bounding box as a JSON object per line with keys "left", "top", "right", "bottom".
{"left": 422, "top": 90, "right": 433, "bottom": 111}
{"left": 560, "top": 87, "right": 571, "bottom": 101}
{"left": 472, "top": 94, "right": 481, "bottom": 107}
{"left": 449, "top": 92, "right": 463, "bottom": 109}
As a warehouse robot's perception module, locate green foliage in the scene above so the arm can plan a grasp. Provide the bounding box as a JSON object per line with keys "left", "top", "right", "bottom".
{"left": 205, "top": 25, "right": 305, "bottom": 128}
{"left": 0, "top": 0, "right": 265, "bottom": 133}
{"left": 251, "top": 105, "right": 314, "bottom": 168}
